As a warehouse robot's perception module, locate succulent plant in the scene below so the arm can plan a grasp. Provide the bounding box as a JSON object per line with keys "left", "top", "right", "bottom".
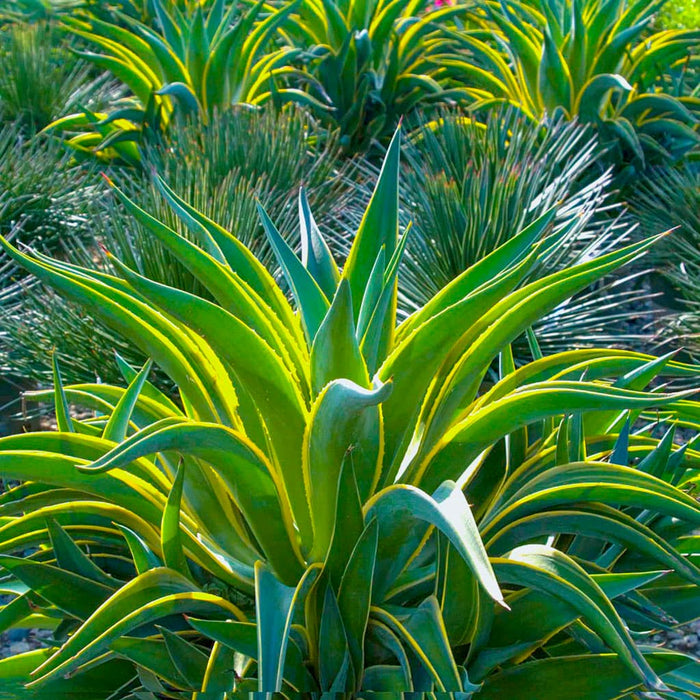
{"left": 0, "top": 129, "right": 698, "bottom": 697}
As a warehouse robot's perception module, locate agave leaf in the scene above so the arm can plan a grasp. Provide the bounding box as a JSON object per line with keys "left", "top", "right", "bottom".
{"left": 46, "top": 519, "right": 117, "bottom": 588}
{"left": 0, "top": 236, "right": 236, "bottom": 424}
{"left": 493, "top": 545, "right": 665, "bottom": 690}
{"left": 0, "top": 648, "right": 136, "bottom": 700}
{"left": 417, "top": 382, "right": 692, "bottom": 490}
{"left": 111, "top": 636, "right": 191, "bottom": 690}
{"left": 116, "top": 525, "right": 161, "bottom": 575}
{"left": 372, "top": 596, "right": 463, "bottom": 692}
{"left": 106, "top": 252, "right": 308, "bottom": 451}
{"left": 158, "top": 625, "right": 209, "bottom": 689}
{"left": 77, "top": 421, "right": 303, "bottom": 585}
{"left": 576, "top": 73, "right": 632, "bottom": 121}
{"left": 51, "top": 354, "right": 74, "bottom": 434}
{"left": 0, "top": 555, "right": 113, "bottom": 620}
{"left": 102, "top": 359, "right": 153, "bottom": 443}
{"left": 471, "top": 570, "right": 669, "bottom": 680}
{"left": 337, "top": 518, "right": 379, "bottom": 685}
{"left": 319, "top": 585, "right": 350, "bottom": 690}
{"left": 28, "top": 567, "right": 244, "bottom": 687}
{"left": 0, "top": 449, "right": 163, "bottom": 526}
{"left": 356, "top": 247, "right": 386, "bottom": 343}
{"left": 476, "top": 651, "right": 694, "bottom": 700}
{"left": 418, "top": 235, "right": 667, "bottom": 454}
{"left": 324, "top": 455, "right": 364, "bottom": 589}
{"left": 299, "top": 186, "right": 340, "bottom": 299}
{"left": 310, "top": 279, "right": 368, "bottom": 395}
{"left": 255, "top": 561, "right": 321, "bottom": 693}
{"left": 343, "top": 125, "right": 400, "bottom": 319}
{"left": 160, "top": 461, "right": 190, "bottom": 578}
{"left": 366, "top": 482, "right": 505, "bottom": 608}
{"left": 152, "top": 175, "right": 301, "bottom": 337}
{"left": 305, "top": 379, "right": 391, "bottom": 560}
{"left": 257, "top": 200, "right": 330, "bottom": 343}
{"left": 645, "top": 585, "right": 700, "bottom": 628}
{"left": 359, "top": 223, "right": 412, "bottom": 374}
{"left": 200, "top": 642, "right": 237, "bottom": 694}
{"left": 380, "top": 248, "right": 537, "bottom": 479}
{"left": 0, "top": 593, "right": 36, "bottom": 636}
{"left": 486, "top": 504, "right": 700, "bottom": 584}
{"left": 435, "top": 533, "right": 481, "bottom": 647}
{"left": 485, "top": 462, "right": 700, "bottom": 537}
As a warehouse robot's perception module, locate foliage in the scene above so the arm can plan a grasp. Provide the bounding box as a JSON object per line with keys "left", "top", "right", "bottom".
{"left": 631, "top": 163, "right": 700, "bottom": 357}
{"left": 0, "top": 21, "right": 118, "bottom": 133}
{"left": 278, "top": 0, "right": 473, "bottom": 152}
{"left": 48, "top": 0, "right": 316, "bottom": 163}
{"left": 0, "top": 120, "right": 100, "bottom": 383}
{"left": 397, "top": 109, "right": 648, "bottom": 354}
{"left": 452, "top": 0, "right": 700, "bottom": 175}
{"left": 0, "top": 106, "right": 361, "bottom": 385}
{"left": 134, "top": 106, "right": 361, "bottom": 269}
{"left": 0, "top": 130, "right": 698, "bottom": 696}
{"left": 0, "top": 121, "right": 94, "bottom": 249}
{"left": 657, "top": 0, "right": 700, "bottom": 30}
{"left": 0, "top": 0, "right": 85, "bottom": 23}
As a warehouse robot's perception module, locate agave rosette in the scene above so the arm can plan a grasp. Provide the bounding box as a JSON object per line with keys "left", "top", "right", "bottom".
{"left": 47, "top": 0, "right": 318, "bottom": 164}
{"left": 447, "top": 0, "right": 700, "bottom": 169}
{"left": 278, "top": 0, "right": 474, "bottom": 150}
{"left": 0, "top": 130, "right": 698, "bottom": 696}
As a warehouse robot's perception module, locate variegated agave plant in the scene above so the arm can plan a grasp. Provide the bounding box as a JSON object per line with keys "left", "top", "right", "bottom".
{"left": 0, "top": 130, "right": 699, "bottom": 698}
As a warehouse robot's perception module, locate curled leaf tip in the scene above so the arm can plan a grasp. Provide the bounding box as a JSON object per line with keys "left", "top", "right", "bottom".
{"left": 100, "top": 172, "right": 114, "bottom": 187}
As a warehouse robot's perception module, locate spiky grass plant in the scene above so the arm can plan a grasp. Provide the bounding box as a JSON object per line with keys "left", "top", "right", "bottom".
{"left": 399, "top": 109, "right": 647, "bottom": 354}
{"left": 0, "top": 129, "right": 698, "bottom": 697}
{"left": 0, "top": 21, "right": 118, "bottom": 134}
{"left": 0, "top": 121, "right": 95, "bottom": 249}
{"left": 631, "top": 163, "right": 700, "bottom": 356}
{"left": 134, "top": 106, "right": 362, "bottom": 271}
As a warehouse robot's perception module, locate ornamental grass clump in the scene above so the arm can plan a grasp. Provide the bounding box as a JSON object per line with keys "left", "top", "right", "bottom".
{"left": 0, "top": 129, "right": 698, "bottom": 697}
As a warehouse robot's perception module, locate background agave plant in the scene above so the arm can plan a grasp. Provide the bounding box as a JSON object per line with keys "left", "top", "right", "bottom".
{"left": 48, "top": 0, "right": 314, "bottom": 164}
{"left": 277, "top": 0, "right": 472, "bottom": 152}
{"left": 0, "top": 129, "right": 698, "bottom": 697}
{"left": 449, "top": 0, "right": 700, "bottom": 177}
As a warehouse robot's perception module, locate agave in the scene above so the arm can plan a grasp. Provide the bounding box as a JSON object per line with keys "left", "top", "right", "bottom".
{"left": 448, "top": 0, "right": 700, "bottom": 174}
{"left": 0, "top": 129, "right": 699, "bottom": 697}
{"left": 277, "top": 0, "right": 473, "bottom": 151}
{"left": 47, "top": 0, "right": 317, "bottom": 163}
